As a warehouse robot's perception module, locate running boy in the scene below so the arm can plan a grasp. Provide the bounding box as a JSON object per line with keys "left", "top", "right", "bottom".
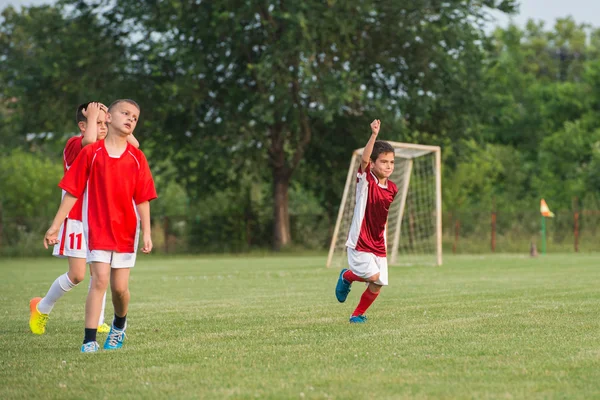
{"left": 335, "top": 119, "right": 398, "bottom": 323}
{"left": 43, "top": 99, "right": 156, "bottom": 352}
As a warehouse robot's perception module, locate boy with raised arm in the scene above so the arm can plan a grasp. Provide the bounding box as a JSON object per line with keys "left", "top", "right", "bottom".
{"left": 335, "top": 119, "right": 398, "bottom": 323}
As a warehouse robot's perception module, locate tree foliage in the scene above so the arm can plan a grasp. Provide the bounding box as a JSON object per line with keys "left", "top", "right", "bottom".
{"left": 13, "top": 2, "right": 600, "bottom": 250}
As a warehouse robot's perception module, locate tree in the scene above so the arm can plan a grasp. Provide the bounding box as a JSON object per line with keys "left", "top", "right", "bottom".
{"left": 0, "top": 148, "right": 63, "bottom": 218}
{"left": 0, "top": 3, "right": 130, "bottom": 154}
{"left": 78, "top": 0, "right": 516, "bottom": 249}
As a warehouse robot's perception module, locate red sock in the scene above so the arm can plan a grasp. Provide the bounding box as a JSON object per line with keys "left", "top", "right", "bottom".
{"left": 352, "top": 288, "right": 380, "bottom": 316}
{"left": 343, "top": 270, "right": 366, "bottom": 283}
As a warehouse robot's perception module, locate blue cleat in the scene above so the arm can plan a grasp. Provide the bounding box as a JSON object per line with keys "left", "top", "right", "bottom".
{"left": 335, "top": 268, "right": 352, "bottom": 303}
{"left": 349, "top": 315, "right": 368, "bottom": 324}
{"left": 103, "top": 324, "right": 126, "bottom": 350}
{"left": 81, "top": 341, "right": 99, "bottom": 353}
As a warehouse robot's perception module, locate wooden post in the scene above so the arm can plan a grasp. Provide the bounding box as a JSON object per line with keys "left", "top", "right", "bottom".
{"left": 390, "top": 159, "right": 413, "bottom": 265}
{"left": 435, "top": 148, "right": 442, "bottom": 266}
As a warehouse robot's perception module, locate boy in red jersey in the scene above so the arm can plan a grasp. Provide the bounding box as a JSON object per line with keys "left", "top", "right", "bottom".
{"left": 30, "top": 102, "right": 140, "bottom": 336}
{"left": 44, "top": 99, "right": 156, "bottom": 352}
{"left": 335, "top": 119, "right": 398, "bottom": 323}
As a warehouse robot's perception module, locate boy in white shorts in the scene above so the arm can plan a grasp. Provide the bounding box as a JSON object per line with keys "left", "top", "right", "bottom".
{"left": 30, "top": 102, "right": 140, "bottom": 336}
{"left": 44, "top": 99, "right": 156, "bottom": 352}
{"left": 335, "top": 119, "right": 398, "bottom": 323}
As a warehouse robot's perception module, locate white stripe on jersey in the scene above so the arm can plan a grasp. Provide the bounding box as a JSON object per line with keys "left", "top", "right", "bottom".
{"left": 128, "top": 150, "right": 140, "bottom": 169}
{"left": 345, "top": 170, "right": 369, "bottom": 249}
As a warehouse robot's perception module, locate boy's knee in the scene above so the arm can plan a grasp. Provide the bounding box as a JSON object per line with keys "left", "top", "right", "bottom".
{"left": 92, "top": 275, "right": 110, "bottom": 290}
{"left": 68, "top": 270, "right": 85, "bottom": 285}
{"left": 111, "top": 285, "right": 129, "bottom": 298}
{"left": 366, "top": 273, "right": 380, "bottom": 283}
{"left": 368, "top": 283, "right": 382, "bottom": 293}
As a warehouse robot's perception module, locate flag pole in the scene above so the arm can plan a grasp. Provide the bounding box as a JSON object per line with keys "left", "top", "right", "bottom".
{"left": 541, "top": 215, "right": 546, "bottom": 255}
{"left": 540, "top": 199, "right": 553, "bottom": 255}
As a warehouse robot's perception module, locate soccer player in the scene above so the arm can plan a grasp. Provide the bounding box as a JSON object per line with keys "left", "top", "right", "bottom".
{"left": 43, "top": 99, "right": 157, "bottom": 353}
{"left": 335, "top": 119, "right": 398, "bottom": 323}
{"left": 28, "top": 102, "right": 128, "bottom": 335}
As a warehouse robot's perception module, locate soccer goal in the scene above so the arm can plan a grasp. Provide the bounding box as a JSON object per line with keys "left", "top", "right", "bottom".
{"left": 327, "top": 142, "right": 442, "bottom": 267}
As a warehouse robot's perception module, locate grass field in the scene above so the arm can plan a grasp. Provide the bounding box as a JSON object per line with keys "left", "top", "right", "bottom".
{"left": 1, "top": 254, "right": 600, "bottom": 399}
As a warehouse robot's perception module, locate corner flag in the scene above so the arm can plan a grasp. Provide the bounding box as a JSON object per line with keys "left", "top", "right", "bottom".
{"left": 540, "top": 199, "right": 555, "bottom": 218}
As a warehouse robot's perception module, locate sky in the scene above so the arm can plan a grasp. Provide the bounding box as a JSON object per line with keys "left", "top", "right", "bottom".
{"left": 2, "top": 0, "right": 600, "bottom": 30}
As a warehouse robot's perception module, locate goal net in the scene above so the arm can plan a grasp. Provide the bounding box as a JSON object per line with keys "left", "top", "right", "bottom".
{"left": 327, "top": 142, "right": 442, "bottom": 267}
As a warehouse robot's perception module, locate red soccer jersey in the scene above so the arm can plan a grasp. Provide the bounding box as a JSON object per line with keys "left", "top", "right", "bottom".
{"left": 345, "top": 163, "right": 398, "bottom": 257}
{"left": 62, "top": 135, "right": 85, "bottom": 220}
{"left": 59, "top": 140, "right": 157, "bottom": 253}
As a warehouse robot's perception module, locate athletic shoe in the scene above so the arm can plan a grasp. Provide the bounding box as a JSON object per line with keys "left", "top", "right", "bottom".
{"left": 81, "top": 341, "right": 99, "bottom": 353}
{"left": 103, "top": 324, "right": 126, "bottom": 350}
{"left": 335, "top": 268, "right": 352, "bottom": 303}
{"left": 349, "top": 315, "right": 368, "bottom": 323}
{"left": 29, "top": 297, "right": 49, "bottom": 335}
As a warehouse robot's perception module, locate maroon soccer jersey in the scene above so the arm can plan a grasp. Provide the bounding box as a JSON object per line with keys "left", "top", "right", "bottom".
{"left": 345, "top": 163, "right": 398, "bottom": 257}
{"left": 59, "top": 140, "right": 157, "bottom": 253}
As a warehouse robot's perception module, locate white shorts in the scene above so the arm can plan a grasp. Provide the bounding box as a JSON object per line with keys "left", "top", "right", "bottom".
{"left": 86, "top": 219, "right": 140, "bottom": 269}
{"left": 87, "top": 250, "right": 137, "bottom": 269}
{"left": 52, "top": 219, "right": 87, "bottom": 259}
{"left": 347, "top": 247, "right": 388, "bottom": 286}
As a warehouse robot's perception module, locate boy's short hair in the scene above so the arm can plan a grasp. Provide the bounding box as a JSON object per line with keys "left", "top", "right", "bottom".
{"left": 76, "top": 102, "right": 90, "bottom": 124}
{"left": 108, "top": 99, "right": 140, "bottom": 112}
{"left": 371, "top": 140, "right": 395, "bottom": 162}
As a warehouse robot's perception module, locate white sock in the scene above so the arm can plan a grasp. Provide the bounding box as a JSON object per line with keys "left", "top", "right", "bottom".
{"left": 89, "top": 277, "right": 107, "bottom": 326}
{"left": 38, "top": 273, "right": 77, "bottom": 314}
{"left": 99, "top": 291, "right": 107, "bottom": 326}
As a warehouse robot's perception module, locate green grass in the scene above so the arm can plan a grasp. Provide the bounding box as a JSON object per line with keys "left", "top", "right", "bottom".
{"left": 1, "top": 254, "right": 600, "bottom": 399}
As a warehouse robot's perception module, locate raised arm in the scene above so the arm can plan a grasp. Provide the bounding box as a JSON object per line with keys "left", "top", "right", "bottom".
{"left": 137, "top": 201, "right": 153, "bottom": 253}
{"left": 81, "top": 102, "right": 107, "bottom": 146}
{"left": 43, "top": 193, "right": 78, "bottom": 248}
{"left": 361, "top": 119, "right": 381, "bottom": 171}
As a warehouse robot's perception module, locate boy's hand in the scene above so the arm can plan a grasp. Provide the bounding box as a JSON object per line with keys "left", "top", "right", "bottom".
{"left": 82, "top": 102, "right": 104, "bottom": 120}
{"left": 43, "top": 226, "right": 60, "bottom": 249}
{"left": 370, "top": 119, "right": 381, "bottom": 136}
{"left": 141, "top": 233, "right": 153, "bottom": 254}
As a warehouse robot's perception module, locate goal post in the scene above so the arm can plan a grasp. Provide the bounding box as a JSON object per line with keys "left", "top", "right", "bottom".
{"left": 326, "top": 142, "right": 442, "bottom": 267}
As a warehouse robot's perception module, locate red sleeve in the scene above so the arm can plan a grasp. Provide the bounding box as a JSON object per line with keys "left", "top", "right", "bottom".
{"left": 63, "top": 136, "right": 83, "bottom": 169}
{"left": 360, "top": 162, "right": 376, "bottom": 183}
{"left": 59, "top": 145, "right": 91, "bottom": 198}
{"left": 134, "top": 151, "right": 157, "bottom": 204}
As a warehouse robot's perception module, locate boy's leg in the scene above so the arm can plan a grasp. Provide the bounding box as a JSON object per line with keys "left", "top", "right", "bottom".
{"left": 30, "top": 219, "right": 87, "bottom": 335}
{"left": 336, "top": 248, "right": 370, "bottom": 303}
{"left": 89, "top": 264, "right": 109, "bottom": 333}
{"left": 110, "top": 268, "right": 131, "bottom": 328}
{"left": 39, "top": 257, "right": 87, "bottom": 313}
{"left": 350, "top": 282, "right": 382, "bottom": 321}
{"left": 104, "top": 252, "right": 134, "bottom": 350}
{"left": 347, "top": 251, "right": 388, "bottom": 323}
{"left": 82, "top": 260, "right": 111, "bottom": 350}
{"left": 30, "top": 257, "right": 86, "bottom": 335}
